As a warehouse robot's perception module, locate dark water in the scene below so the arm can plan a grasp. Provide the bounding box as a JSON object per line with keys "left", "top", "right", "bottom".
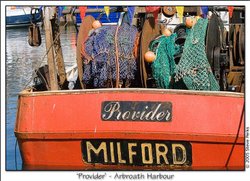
{"left": 6, "top": 25, "right": 77, "bottom": 170}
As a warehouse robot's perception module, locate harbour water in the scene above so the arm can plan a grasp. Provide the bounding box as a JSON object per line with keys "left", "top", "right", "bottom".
{"left": 6, "top": 25, "right": 77, "bottom": 170}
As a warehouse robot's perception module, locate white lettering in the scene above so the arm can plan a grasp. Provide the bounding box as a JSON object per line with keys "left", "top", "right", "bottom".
{"left": 102, "top": 102, "right": 120, "bottom": 120}
{"left": 122, "top": 111, "right": 131, "bottom": 120}
{"left": 165, "top": 110, "right": 171, "bottom": 121}
{"left": 102, "top": 102, "right": 172, "bottom": 121}
{"left": 156, "top": 112, "right": 166, "bottom": 121}
{"left": 145, "top": 104, "right": 162, "bottom": 120}
{"left": 131, "top": 111, "right": 141, "bottom": 120}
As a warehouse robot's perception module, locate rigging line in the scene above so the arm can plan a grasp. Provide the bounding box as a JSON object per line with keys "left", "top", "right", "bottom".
{"left": 70, "top": 6, "right": 79, "bottom": 34}
{"left": 23, "top": 7, "right": 75, "bottom": 89}
{"left": 23, "top": 6, "right": 36, "bottom": 25}
{"left": 225, "top": 102, "right": 245, "bottom": 169}
{"left": 114, "top": 25, "right": 120, "bottom": 88}
{"left": 15, "top": 139, "right": 18, "bottom": 170}
{"left": 36, "top": 69, "right": 50, "bottom": 90}
{"left": 23, "top": 6, "right": 41, "bottom": 25}
{"left": 22, "top": 7, "right": 27, "bottom": 15}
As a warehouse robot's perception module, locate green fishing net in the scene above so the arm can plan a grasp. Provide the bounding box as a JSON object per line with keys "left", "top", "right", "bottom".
{"left": 149, "top": 34, "right": 179, "bottom": 89}
{"left": 150, "top": 18, "right": 220, "bottom": 91}
{"left": 175, "top": 18, "right": 220, "bottom": 91}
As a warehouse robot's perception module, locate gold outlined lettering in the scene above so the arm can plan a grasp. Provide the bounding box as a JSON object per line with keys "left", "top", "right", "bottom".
{"left": 156, "top": 143, "right": 169, "bottom": 164}
{"left": 86, "top": 141, "right": 108, "bottom": 163}
{"left": 110, "top": 142, "right": 115, "bottom": 163}
{"left": 141, "top": 143, "right": 153, "bottom": 164}
{"left": 128, "top": 143, "right": 137, "bottom": 164}
{"left": 172, "top": 144, "right": 187, "bottom": 164}
{"left": 117, "top": 142, "right": 126, "bottom": 163}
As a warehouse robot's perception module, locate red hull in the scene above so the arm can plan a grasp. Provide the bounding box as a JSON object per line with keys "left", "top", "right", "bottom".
{"left": 15, "top": 88, "right": 244, "bottom": 170}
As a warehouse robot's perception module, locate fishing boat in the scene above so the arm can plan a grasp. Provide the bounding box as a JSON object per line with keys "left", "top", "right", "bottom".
{"left": 6, "top": 6, "right": 42, "bottom": 27}
{"left": 14, "top": 6, "right": 245, "bottom": 170}
{"left": 15, "top": 89, "right": 244, "bottom": 170}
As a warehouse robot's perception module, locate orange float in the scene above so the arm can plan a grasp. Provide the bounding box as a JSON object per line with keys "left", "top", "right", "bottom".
{"left": 144, "top": 51, "right": 156, "bottom": 63}
{"left": 92, "top": 20, "right": 102, "bottom": 29}
{"left": 185, "top": 16, "right": 196, "bottom": 28}
{"left": 162, "top": 28, "right": 172, "bottom": 37}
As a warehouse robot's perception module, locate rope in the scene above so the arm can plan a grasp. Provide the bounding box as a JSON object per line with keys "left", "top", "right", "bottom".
{"left": 15, "top": 139, "right": 18, "bottom": 170}
{"left": 70, "top": 6, "right": 79, "bottom": 34}
{"left": 225, "top": 103, "right": 245, "bottom": 169}
{"left": 115, "top": 25, "right": 120, "bottom": 88}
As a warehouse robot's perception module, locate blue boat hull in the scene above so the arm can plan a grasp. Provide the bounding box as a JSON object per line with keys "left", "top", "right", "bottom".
{"left": 6, "top": 13, "right": 41, "bottom": 27}
{"left": 75, "top": 6, "right": 121, "bottom": 24}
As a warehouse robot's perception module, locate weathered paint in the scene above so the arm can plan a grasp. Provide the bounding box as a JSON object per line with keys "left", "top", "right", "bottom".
{"left": 15, "top": 88, "right": 244, "bottom": 170}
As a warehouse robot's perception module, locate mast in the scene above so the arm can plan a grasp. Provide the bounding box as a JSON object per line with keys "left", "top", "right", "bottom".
{"left": 43, "top": 7, "right": 59, "bottom": 90}
{"left": 51, "top": 7, "right": 67, "bottom": 89}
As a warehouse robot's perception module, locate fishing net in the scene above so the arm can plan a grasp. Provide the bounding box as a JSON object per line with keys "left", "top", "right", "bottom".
{"left": 149, "top": 18, "right": 219, "bottom": 91}
{"left": 149, "top": 34, "right": 179, "bottom": 89}
{"left": 82, "top": 23, "right": 138, "bottom": 88}
{"left": 174, "top": 18, "right": 220, "bottom": 91}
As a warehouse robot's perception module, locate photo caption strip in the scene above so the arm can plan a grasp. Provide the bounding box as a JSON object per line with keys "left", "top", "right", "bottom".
{"left": 76, "top": 172, "right": 175, "bottom": 180}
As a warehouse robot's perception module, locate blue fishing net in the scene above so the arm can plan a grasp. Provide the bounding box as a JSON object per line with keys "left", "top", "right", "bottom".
{"left": 83, "top": 23, "right": 138, "bottom": 88}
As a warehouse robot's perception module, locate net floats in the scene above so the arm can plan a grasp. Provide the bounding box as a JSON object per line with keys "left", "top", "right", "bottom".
{"left": 92, "top": 20, "right": 102, "bottom": 29}
{"left": 162, "top": 28, "right": 172, "bottom": 37}
{"left": 144, "top": 51, "right": 156, "bottom": 63}
{"left": 185, "top": 16, "right": 197, "bottom": 28}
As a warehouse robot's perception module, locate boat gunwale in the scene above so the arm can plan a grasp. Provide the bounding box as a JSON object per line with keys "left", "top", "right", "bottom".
{"left": 14, "top": 131, "right": 244, "bottom": 144}
{"left": 19, "top": 88, "right": 244, "bottom": 98}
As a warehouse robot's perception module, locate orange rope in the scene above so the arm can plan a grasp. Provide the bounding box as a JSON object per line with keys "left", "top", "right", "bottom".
{"left": 115, "top": 25, "right": 120, "bottom": 88}
{"left": 81, "top": 39, "right": 92, "bottom": 63}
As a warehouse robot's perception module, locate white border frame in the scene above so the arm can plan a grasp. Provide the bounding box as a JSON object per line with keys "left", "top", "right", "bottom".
{"left": 1, "top": 1, "right": 249, "bottom": 181}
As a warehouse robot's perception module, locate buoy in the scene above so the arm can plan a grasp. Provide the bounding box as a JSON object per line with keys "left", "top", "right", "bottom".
{"left": 144, "top": 51, "right": 156, "bottom": 63}
{"left": 92, "top": 20, "right": 102, "bottom": 29}
{"left": 196, "top": 15, "right": 201, "bottom": 21}
{"left": 185, "top": 17, "right": 196, "bottom": 28}
{"left": 162, "top": 28, "right": 172, "bottom": 37}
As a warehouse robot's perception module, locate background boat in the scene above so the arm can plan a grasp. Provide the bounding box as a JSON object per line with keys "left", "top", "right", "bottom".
{"left": 6, "top": 6, "right": 42, "bottom": 28}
